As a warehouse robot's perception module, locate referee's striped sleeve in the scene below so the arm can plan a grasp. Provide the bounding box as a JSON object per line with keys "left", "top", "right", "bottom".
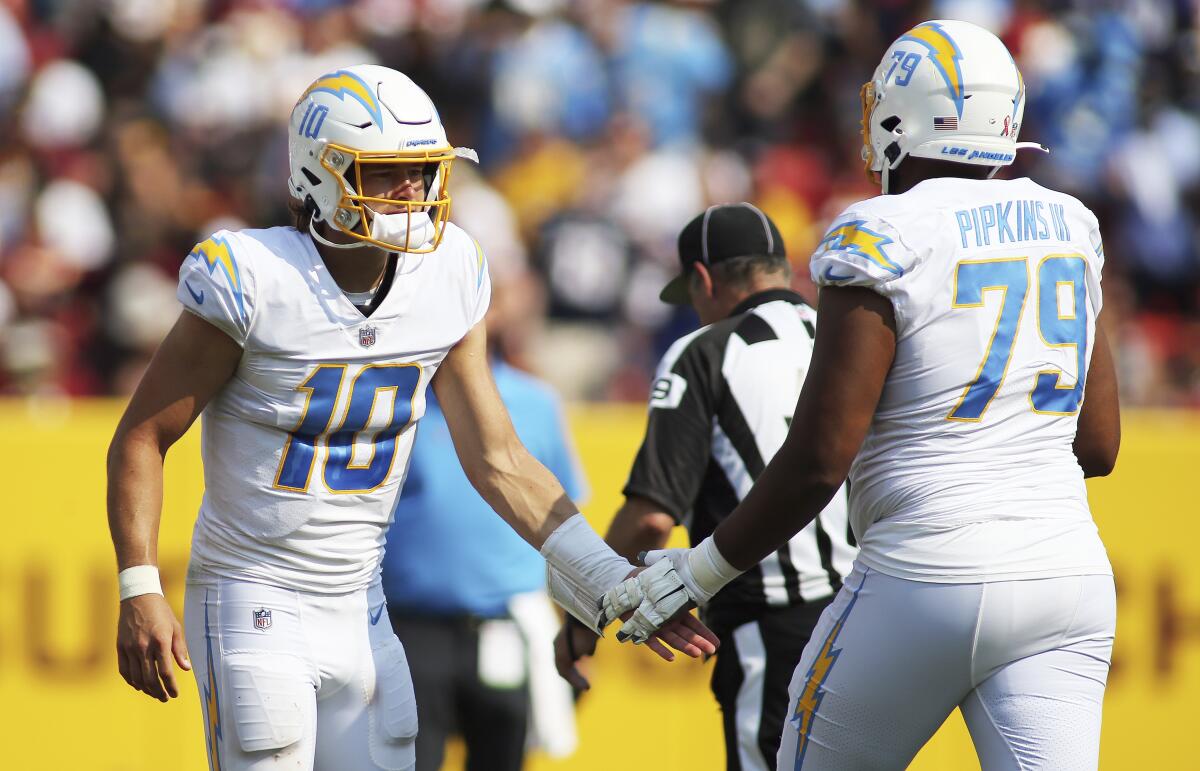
{"left": 623, "top": 330, "right": 720, "bottom": 522}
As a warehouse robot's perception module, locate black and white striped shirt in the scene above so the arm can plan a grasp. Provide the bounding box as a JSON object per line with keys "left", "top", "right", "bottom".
{"left": 624, "top": 289, "right": 857, "bottom": 611}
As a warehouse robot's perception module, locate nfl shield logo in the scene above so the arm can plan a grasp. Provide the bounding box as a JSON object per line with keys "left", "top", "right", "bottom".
{"left": 359, "top": 325, "right": 377, "bottom": 348}
{"left": 252, "top": 608, "right": 272, "bottom": 631}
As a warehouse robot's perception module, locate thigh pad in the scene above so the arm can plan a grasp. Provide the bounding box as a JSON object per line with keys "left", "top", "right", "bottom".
{"left": 373, "top": 636, "right": 418, "bottom": 743}
{"left": 224, "top": 651, "right": 311, "bottom": 753}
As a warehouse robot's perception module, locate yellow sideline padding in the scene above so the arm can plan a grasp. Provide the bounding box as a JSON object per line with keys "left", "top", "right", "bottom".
{"left": 0, "top": 400, "right": 1195, "bottom": 770}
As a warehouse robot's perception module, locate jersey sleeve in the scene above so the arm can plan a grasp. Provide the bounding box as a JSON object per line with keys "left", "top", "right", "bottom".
{"left": 809, "top": 208, "right": 918, "bottom": 297}
{"left": 177, "top": 230, "right": 256, "bottom": 345}
{"left": 469, "top": 237, "right": 491, "bottom": 328}
{"left": 1084, "top": 208, "right": 1105, "bottom": 317}
{"left": 622, "top": 333, "right": 718, "bottom": 522}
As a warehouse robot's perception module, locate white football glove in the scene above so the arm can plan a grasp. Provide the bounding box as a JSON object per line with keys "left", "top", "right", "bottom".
{"left": 608, "top": 536, "right": 742, "bottom": 645}
{"left": 609, "top": 559, "right": 694, "bottom": 644}
{"left": 599, "top": 572, "right": 646, "bottom": 629}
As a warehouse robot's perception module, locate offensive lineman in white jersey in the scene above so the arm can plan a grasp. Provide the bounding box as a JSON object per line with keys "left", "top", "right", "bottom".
{"left": 604, "top": 21, "right": 1120, "bottom": 769}
{"left": 106, "top": 65, "right": 715, "bottom": 771}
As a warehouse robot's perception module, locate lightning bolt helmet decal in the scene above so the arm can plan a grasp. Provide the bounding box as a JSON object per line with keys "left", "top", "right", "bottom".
{"left": 301, "top": 69, "right": 385, "bottom": 132}
{"left": 900, "top": 22, "right": 966, "bottom": 118}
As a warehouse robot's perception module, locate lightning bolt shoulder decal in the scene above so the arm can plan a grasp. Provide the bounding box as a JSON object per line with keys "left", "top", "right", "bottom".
{"left": 188, "top": 234, "right": 249, "bottom": 322}
{"left": 471, "top": 237, "right": 487, "bottom": 290}
{"left": 818, "top": 220, "right": 905, "bottom": 277}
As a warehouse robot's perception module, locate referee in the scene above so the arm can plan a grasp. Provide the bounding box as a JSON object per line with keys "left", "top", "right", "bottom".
{"left": 554, "top": 203, "right": 857, "bottom": 771}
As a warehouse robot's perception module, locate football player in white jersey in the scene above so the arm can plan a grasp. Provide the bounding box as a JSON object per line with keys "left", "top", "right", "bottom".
{"left": 604, "top": 20, "right": 1120, "bottom": 770}
{"left": 106, "top": 65, "right": 715, "bottom": 771}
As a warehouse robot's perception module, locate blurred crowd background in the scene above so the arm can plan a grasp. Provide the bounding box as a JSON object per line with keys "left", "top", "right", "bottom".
{"left": 1, "top": 0, "right": 1198, "bottom": 405}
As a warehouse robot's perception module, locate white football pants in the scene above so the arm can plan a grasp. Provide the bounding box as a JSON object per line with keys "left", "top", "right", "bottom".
{"left": 778, "top": 561, "right": 1115, "bottom": 770}
{"left": 184, "top": 579, "right": 417, "bottom": 771}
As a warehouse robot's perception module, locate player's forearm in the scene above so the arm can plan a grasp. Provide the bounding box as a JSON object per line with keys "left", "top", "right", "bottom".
{"left": 713, "top": 286, "right": 889, "bottom": 569}
{"left": 467, "top": 441, "right": 580, "bottom": 549}
{"left": 1074, "top": 323, "right": 1120, "bottom": 478}
{"left": 712, "top": 440, "right": 843, "bottom": 571}
{"left": 472, "top": 443, "right": 641, "bottom": 634}
{"left": 604, "top": 498, "right": 673, "bottom": 562}
{"left": 106, "top": 428, "right": 168, "bottom": 569}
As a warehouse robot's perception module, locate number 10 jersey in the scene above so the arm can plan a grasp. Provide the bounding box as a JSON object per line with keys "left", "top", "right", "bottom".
{"left": 176, "top": 223, "right": 490, "bottom": 593}
{"left": 810, "top": 176, "right": 1111, "bottom": 583}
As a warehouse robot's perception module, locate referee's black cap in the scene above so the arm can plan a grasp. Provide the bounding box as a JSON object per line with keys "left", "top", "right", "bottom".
{"left": 660, "top": 202, "right": 786, "bottom": 304}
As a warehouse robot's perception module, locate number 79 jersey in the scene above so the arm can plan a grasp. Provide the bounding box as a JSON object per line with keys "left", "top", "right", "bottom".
{"left": 811, "top": 176, "right": 1111, "bottom": 583}
{"left": 176, "top": 223, "right": 490, "bottom": 593}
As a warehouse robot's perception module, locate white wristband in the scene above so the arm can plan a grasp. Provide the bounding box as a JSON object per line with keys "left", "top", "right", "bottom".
{"left": 118, "top": 565, "right": 164, "bottom": 601}
{"left": 541, "top": 514, "right": 633, "bottom": 588}
{"left": 541, "top": 513, "right": 634, "bottom": 633}
{"left": 685, "top": 536, "right": 741, "bottom": 600}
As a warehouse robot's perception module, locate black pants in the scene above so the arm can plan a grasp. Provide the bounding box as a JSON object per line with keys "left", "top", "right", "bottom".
{"left": 389, "top": 611, "right": 529, "bottom": 771}
{"left": 706, "top": 599, "right": 833, "bottom": 771}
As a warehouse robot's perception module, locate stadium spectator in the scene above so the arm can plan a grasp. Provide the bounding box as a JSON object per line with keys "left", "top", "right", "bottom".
{"left": 0, "top": 0, "right": 1195, "bottom": 405}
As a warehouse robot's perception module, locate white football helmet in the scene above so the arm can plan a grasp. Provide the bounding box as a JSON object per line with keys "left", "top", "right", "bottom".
{"left": 860, "top": 20, "right": 1045, "bottom": 192}
{"left": 287, "top": 64, "right": 478, "bottom": 253}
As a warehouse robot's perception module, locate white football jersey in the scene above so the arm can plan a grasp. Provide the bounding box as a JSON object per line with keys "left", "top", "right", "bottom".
{"left": 177, "top": 223, "right": 490, "bottom": 593}
{"left": 811, "top": 176, "right": 1111, "bottom": 582}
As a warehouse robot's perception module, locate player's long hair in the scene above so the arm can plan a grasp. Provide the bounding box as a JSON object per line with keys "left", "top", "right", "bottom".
{"left": 288, "top": 196, "right": 312, "bottom": 234}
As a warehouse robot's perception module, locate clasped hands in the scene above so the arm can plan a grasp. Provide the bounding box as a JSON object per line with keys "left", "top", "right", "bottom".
{"left": 601, "top": 553, "right": 705, "bottom": 645}
{"left": 555, "top": 550, "right": 721, "bottom": 690}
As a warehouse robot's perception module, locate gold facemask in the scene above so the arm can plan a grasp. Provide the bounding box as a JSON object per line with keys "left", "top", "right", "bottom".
{"left": 319, "top": 142, "right": 459, "bottom": 254}
{"left": 860, "top": 80, "right": 880, "bottom": 183}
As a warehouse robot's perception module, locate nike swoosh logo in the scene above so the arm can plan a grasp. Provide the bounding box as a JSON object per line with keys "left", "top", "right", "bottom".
{"left": 822, "top": 266, "right": 854, "bottom": 282}
{"left": 184, "top": 280, "right": 205, "bottom": 304}
{"left": 369, "top": 603, "right": 385, "bottom": 625}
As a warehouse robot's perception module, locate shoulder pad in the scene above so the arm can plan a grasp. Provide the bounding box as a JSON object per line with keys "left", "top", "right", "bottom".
{"left": 177, "top": 230, "right": 256, "bottom": 344}
{"left": 811, "top": 209, "right": 915, "bottom": 289}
